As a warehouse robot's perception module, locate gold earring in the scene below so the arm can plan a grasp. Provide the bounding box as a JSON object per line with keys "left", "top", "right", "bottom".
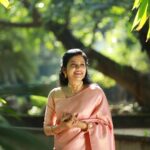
{"left": 64, "top": 73, "right": 67, "bottom": 78}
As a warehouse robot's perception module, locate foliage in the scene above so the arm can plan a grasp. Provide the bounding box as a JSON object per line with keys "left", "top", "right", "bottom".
{"left": 0, "top": 0, "right": 10, "bottom": 8}
{"left": 0, "top": 0, "right": 145, "bottom": 86}
{"left": 0, "top": 94, "right": 47, "bottom": 116}
{"left": 0, "top": 97, "right": 19, "bottom": 117}
{"left": 0, "top": 97, "right": 48, "bottom": 150}
{"left": 0, "top": 3, "right": 150, "bottom": 146}
{"left": 30, "top": 95, "right": 47, "bottom": 107}
{"left": 0, "top": 30, "right": 37, "bottom": 85}
{"left": 0, "top": 0, "right": 150, "bottom": 108}
{"left": 0, "top": 97, "right": 6, "bottom": 105}
{"left": 99, "top": 19, "right": 150, "bottom": 72}
{"left": 89, "top": 69, "right": 116, "bottom": 88}
{"left": 0, "top": 125, "right": 48, "bottom": 150}
{"left": 132, "top": 0, "right": 150, "bottom": 41}
{"left": 28, "top": 95, "right": 47, "bottom": 116}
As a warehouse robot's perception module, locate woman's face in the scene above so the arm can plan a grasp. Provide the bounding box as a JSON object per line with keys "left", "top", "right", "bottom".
{"left": 64, "top": 55, "right": 87, "bottom": 83}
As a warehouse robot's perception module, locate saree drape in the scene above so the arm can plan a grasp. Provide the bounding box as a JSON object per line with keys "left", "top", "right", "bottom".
{"left": 44, "top": 84, "right": 115, "bottom": 150}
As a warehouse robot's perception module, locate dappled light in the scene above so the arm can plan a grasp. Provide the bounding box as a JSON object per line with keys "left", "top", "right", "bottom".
{"left": 0, "top": 0, "right": 150, "bottom": 149}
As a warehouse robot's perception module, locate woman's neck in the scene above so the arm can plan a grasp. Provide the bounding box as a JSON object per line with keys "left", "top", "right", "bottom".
{"left": 68, "top": 81, "right": 84, "bottom": 94}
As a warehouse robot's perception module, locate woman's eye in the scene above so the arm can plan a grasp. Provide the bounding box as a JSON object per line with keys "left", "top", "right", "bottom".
{"left": 71, "top": 64, "right": 76, "bottom": 67}
{"left": 81, "top": 64, "right": 85, "bottom": 67}
{"left": 70, "top": 63, "right": 86, "bottom": 68}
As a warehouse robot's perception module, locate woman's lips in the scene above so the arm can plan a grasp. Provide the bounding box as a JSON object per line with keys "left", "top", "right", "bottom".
{"left": 74, "top": 72, "right": 82, "bottom": 75}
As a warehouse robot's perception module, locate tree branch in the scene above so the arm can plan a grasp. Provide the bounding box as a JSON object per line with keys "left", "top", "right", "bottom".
{"left": 0, "top": 0, "right": 43, "bottom": 28}
{"left": 0, "top": 20, "right": 41, "bottom": 28}
{"left": 21, "top": 0, "right": 41, "bottom": 23}
{"left": 45, "top": 20, "right": 150, "bottom": 107}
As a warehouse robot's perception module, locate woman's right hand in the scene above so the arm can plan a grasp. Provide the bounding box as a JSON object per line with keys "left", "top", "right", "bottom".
{"left": 61, "top": 112, "right": 78, "bottom": 129}
{"left": 60, "top": 112, "right": 90, "bottom": 131}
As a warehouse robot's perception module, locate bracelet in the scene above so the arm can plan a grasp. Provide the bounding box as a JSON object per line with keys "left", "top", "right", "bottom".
{"left": 82, "top": 122, "right": 88, "bottom": 131}
{"left": 50, "top": 126, "right": 55, "bottom": 134}
{"left": 88, "top": 123, "right": 93, "bottom": 129}
{"left": 82, "top": 122, "right": 93, "bottom": 131}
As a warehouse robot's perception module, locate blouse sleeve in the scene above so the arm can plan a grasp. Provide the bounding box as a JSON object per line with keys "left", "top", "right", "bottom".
{"left": 43, "top": 90, "right": 56, "bottom": 127}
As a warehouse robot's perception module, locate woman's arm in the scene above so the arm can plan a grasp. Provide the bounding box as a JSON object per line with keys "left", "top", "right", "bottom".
{"left": 44, "top": 113, "right": 88, "bottom": 136}
{"left": 43, "top": 123, "right": 67, "bottom": 136}
{"left": 43, "top": 89, "right": 90, "bottom": 136}
{"left": 43, "top": 90, "right": 67, "bottom": 136}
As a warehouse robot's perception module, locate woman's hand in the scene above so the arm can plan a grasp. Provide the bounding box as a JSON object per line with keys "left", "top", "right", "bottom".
{"left": 61, "top": 112, "right": 78, "bottom": 129}
{"left": 60, "top": 112, "right": 88, "bottom": 131}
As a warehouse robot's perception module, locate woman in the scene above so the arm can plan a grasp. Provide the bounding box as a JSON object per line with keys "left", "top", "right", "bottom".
{"left": 43, "top": 49, "right": 115, "bottom": 150}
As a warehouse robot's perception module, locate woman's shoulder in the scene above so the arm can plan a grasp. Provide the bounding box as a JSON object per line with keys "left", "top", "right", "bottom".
{"left": 88, "top": 83, "right": 105, "bottom": 97}
{"left": 88, "top": 83, "right": 105, "bottom": 94}
{"left": 51, "top": 87, "right": 62, "bottom": 92}
{"left": 88, "top": 83, "right": 102, "bottom": 90}
{"left": 48, "top": 87, "right": 65, "bottom": 99}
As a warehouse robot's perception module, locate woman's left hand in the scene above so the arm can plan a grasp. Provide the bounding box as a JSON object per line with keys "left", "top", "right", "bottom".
{"left": 61, "top": 112, "right": 78, "bottom": 128}
{"left": 61, "top": 112, "right": 88, "bottom": 130}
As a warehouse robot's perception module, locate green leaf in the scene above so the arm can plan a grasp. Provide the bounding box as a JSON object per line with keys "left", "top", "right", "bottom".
{"left": 0, "top": 125, "right": 48, "bottom": 150}
{"left": 0, "top": 98, "right": 7, "bottom": 104}
{"left": 136, "top": 1, "right": 148, "bottom": 30}
{"left": 132, "top": 0, "right": 148, "bottom": 30}
{"left": 132, "top": 0, "right": 141, "bottom": 10}
{"left": 146, "top": 20, "right": 150, "bottom": 41}
{"left": 0, "top": 0, "right": 10, "bottom": 8}
{"left": 132, "top": 9, "right": 141, "bottom": 30}
{"left": 30, "top": 95, "right": 47, "bottom": 107}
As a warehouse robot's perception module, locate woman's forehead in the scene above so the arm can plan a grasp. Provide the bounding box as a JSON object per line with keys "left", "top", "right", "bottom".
{"left": 68, "top": 55, "right": 85, "bottom": 62}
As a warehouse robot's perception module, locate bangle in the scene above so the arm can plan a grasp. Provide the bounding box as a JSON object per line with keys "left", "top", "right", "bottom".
{"left": 50, "top": 126, "right": 55, "bottom": 134}
{"left": 88, "top": 123, "right": 93, "bottom": 129}
{"left": 81, "top": 122, "right": 88, "bottom": 131}
{"left": 82, "top": 122, "right": 93, "bottom": 131}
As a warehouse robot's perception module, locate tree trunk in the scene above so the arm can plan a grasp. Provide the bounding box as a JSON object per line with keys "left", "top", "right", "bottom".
{"left": 45, "top": 21, "right": 150, "bottom": 109}
{"left": 0, "top": 17, "right": 150, "bottom": 109}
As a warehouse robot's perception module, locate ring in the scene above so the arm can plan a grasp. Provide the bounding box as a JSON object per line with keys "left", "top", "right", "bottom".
{"left": 88, "top": 123, "right": 93, "bottom": 129}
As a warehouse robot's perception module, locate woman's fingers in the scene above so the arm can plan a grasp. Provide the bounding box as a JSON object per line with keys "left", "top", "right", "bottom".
{"left": 62, "top": 112, "right": 77, "bottom": 121}
{"left": 61, "top": 113, "right": 72, "bottom": 122}
{"left": 61, "top": 112, "right": 79, "bottom": 129}
{"left": 73, "top": 113, "right": 78, "bottom": 117}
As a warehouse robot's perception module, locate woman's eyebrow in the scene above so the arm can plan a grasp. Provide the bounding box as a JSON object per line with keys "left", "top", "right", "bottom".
{"left": 70, "top": 60, "right": 85, "bottom": 63}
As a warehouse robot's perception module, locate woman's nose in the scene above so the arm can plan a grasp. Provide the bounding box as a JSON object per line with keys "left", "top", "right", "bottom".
{"left": 75, "top": 65, "right": 80, "bottom": 69}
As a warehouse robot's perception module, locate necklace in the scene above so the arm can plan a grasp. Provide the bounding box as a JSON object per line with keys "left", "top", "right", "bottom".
{"left": 68, "top": 81, "right": 84, "bottom": 94}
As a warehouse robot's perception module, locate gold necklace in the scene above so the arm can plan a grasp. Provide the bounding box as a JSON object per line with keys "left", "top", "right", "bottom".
{"left": 68, "top": 82, "right": 84, "bottom": 94}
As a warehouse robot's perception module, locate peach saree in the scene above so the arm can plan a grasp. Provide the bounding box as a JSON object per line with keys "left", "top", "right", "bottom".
{"left": 44, "top": 84, "right": 115, "bottom": 150}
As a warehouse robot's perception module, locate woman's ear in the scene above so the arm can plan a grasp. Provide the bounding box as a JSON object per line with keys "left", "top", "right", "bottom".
{"left": 62, "top": 68, "right": 67, "bottom": 78}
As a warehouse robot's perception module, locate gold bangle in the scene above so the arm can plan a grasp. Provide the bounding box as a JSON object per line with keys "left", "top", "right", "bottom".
{"left": 50, "top": 126, "right": 55, "bottom": 134}
{"left": 81, "top": 122, "right": 88, "bottom": 131}
{"left": 82, "top": 122, "right": 93, "bottom": 131}
{"left": 88, "top": 123, "right": 93, "bottom": 129}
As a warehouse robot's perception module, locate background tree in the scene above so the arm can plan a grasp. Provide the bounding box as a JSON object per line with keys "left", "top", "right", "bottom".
{"left": 0, "top": 0, "right": 150, "bottom": 110}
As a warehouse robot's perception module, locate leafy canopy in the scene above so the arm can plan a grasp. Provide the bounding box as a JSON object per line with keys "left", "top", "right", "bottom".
{"left": 0, "top": 0, "right": 10, "bottom": 8}
{"left": 132, "top": 0, "right": 150, "bottom": 41}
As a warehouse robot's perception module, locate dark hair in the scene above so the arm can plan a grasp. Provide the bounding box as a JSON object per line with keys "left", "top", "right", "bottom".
{"left": 59, "top": 49, "right": 91, "bottom": 86}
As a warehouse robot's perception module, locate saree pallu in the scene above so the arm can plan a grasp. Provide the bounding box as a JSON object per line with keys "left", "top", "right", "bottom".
{"left": 45, "top": 84, "right": 115, "bottom": 150}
